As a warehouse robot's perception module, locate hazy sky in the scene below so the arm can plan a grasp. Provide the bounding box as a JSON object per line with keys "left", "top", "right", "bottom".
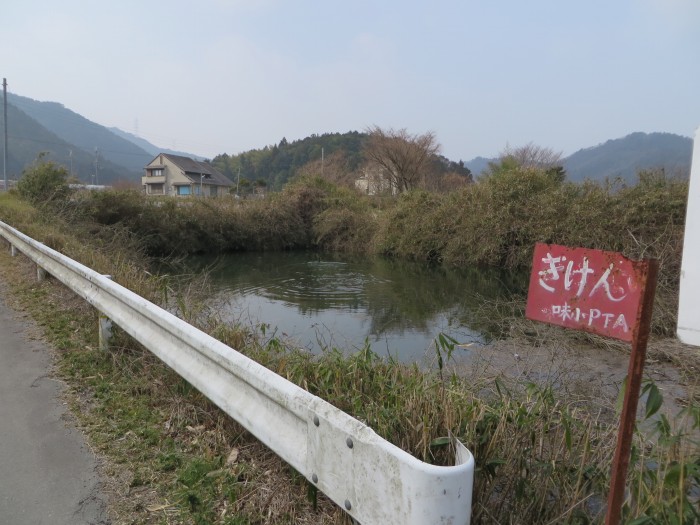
{"left": 2, "top": 0, "right": 699, "bottom": 161}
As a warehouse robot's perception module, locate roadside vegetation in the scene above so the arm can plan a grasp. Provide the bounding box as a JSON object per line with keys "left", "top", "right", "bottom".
{"left": 71, "top": 157, "right": 687, "bottom": 336}
{"left": 0, "top": 156, "right": 697, "bottom": 524}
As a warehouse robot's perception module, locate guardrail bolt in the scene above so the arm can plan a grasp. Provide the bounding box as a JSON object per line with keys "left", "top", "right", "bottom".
{"left": 312, "top": 474, "right": 318, "bottom": 483}
{"left": 346, "top": 437, "right": 353, "bottom": 449}
{"left": 313, "top": 416, "right": 319, "bottom": 427}
{"left": 344, "top": 499, "right": 352, "bottom": 510}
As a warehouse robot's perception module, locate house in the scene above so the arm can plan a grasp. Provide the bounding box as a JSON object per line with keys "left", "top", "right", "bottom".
{"left": 142, "top": 154, "right": 233, "bottom": 197}
{"left": 354, "top": 167, "right": 398, "bottom": 196}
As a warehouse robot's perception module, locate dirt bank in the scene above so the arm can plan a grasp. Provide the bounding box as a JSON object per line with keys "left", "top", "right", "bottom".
{"left": 451, "top": 334, "right": 700, "bottom": 425}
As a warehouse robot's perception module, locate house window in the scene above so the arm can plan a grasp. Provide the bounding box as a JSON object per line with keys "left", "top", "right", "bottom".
{"left": 177, "top": 185, "right": 191, "bottom": 195}
{"left": 148, "top": 183, "right": 164, "bottom": 195}
{"left": 150, "top": 169, "right": 163, "bottom": 177}
{"left": 210, "top": 185, "right": 218, "bottom": 197}
{"left": 194, "top": 185, "right": 201, "bottom": 196}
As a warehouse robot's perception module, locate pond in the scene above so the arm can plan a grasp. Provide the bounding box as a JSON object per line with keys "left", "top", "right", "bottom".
{"left": 183, "top": 252, "right": 526, "bottom": 362}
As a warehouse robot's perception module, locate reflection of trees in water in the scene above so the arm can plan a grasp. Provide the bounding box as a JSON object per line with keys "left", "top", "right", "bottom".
{"left": 361, "top": 259, "right": 526, "bottom": 337}
{"left": 188, "top": 252, "right": 527, "bottom": 339}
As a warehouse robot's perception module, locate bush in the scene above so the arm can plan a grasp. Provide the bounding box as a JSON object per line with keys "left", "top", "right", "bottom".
{"left": 16, "top": 158, "right": 71, "bottom": 205}
{"left": 71, "top": 171, "right": 687, "bottom": 334}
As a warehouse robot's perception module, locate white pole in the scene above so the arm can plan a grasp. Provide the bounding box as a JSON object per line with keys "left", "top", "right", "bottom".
{"left": 677, "top": 126, "right": 700, "bottom": 346}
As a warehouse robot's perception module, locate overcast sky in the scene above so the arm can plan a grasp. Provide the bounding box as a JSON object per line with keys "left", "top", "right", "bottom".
{"left": 2, "top": 0, "right": 699, "bottom": 161}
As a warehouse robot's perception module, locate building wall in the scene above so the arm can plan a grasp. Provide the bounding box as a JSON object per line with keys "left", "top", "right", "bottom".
{"left": 144, "top": 155, "right": 190, "bottom": 195}
{"left": 161, "top": 156, "right": 192, "bottom": 191}
{"left": 354, "top": 168, "right": 397, "bottom": 196}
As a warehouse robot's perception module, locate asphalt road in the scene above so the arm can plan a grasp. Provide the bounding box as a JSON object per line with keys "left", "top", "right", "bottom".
{"left": 0, "top": 293, "right": 109, "bottom": 524}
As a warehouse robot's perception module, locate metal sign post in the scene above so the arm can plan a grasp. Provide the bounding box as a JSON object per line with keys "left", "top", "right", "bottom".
{"left": 525, "top": 243, "right": 658, "bottom": 525}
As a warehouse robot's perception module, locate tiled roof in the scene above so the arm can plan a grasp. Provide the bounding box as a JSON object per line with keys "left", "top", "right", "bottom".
{"left": 161, "top": 154, "right": 233, "bottom": 186}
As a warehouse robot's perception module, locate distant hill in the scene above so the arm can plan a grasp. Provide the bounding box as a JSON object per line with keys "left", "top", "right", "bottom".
{"left": 1, "top": 95, "right": 138, "bottom": 184}
{"left": 563, "top": 132, "right": 692, "bottom": 183}
{"left": 108, "top": 127, "right": 205, "bottom": 161}
{"left": 3, "top": 90, "right": 691, "bottom": 188}
{"left": 1, "top": 92, "right": 203, "bottom": 185}
{"left": 464, "top": 132, "right": 692, "bottom": 183}
{"left": 7, "top": 93, "right": 152, "bottom": 174}
{"left": 464, "top": 156, "right": 494, "bottom": 177}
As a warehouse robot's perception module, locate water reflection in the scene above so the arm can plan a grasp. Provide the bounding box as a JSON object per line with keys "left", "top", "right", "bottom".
{"left": 184, "top": 252, "right": 525, "bottom": 362}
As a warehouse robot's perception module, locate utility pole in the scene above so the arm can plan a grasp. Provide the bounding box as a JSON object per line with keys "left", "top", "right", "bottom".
{"left": 236, "top": 167, "right": 240, "bottom": 196}
{"left": 3, "top": 78, "right": 7, "bottom": 192}
{"left": 321, "top": 147, "right": 324, "bottom": 177}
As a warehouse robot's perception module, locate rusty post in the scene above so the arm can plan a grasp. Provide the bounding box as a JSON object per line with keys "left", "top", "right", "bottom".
{"left": 605, "top": 258, "right": 658, "bottom": 525}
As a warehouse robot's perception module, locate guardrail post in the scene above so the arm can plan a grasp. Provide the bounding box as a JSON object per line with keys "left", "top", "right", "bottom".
{"left": 36, "top": 266, "right": 47, "bottom": 281}
{"left": 10, "top": 244, "right": 17, "bottom": 256}
{"left": 99, "top": 275, "right": 113, "bottom": 351}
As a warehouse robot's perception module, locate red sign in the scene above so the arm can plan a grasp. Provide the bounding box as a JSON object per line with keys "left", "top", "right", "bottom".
{"left": 525, "top": 243, "right": 647, "bottom": 342}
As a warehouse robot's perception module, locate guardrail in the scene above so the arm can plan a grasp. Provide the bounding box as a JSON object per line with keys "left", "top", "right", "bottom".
{"left": 0, "top": 221, "right": 475, "bottom": 524}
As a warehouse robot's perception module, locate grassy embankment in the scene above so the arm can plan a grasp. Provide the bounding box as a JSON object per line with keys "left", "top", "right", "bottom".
{"left": 0, "top": 165, "right": 697, "bottom": 524}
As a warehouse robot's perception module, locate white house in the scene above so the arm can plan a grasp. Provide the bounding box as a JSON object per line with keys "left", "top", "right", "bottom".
{"left": 354, "top": 167, "right": 398, "bottom": 196}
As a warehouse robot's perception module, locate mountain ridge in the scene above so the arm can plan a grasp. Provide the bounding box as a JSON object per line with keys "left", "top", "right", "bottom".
{"left": 2, "top": 97, "right": 138, "bottom": 184}
{"left": 1, "top": 92, "right": 692, "bottom": 187}
{"left": 7, "top": 93, "right": 153, "bottom": 174}
{"left": 563, "top": 132, "right": 692, "bottom": 183}
{"left": 464, "top": 132, "right": 692, "bottom": 183}
{"left": 108, "top": 127, "right": 205, "bottom": 161}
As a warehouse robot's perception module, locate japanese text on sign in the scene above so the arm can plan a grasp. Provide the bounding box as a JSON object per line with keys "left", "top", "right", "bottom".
{"left": 525, "top": 243, "right": 645, "bottom": 342}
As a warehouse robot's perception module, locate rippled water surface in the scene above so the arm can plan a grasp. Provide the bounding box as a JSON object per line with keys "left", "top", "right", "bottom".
{"left": 185, "top": 252, "right": 525, "bottom": 362}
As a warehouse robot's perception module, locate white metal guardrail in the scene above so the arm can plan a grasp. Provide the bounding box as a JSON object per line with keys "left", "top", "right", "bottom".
{"left": 0, "top": 221, "right": 474, "bottom": 524}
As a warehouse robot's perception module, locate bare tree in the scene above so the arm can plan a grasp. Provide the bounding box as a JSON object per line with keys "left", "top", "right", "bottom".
{"left": 363, "top": 126, "right": 441, "bottom": 192}
{"left": 296, "top": 151, "right": 358, "bottom": 187}
{"left": 500, "top": 142, "right": 562, "bottom": 169}
{"left": 428, "top": 171, "right": 472, "bottom": 192}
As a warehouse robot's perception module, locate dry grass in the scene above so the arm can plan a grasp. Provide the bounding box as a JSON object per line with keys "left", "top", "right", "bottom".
{"left": 1, "top": 187, "right": 697, "bottom": 524}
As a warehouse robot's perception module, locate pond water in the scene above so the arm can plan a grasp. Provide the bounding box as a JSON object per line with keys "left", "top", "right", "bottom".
{"left": 183, "top": 252, "right": 526, "bottom": 362}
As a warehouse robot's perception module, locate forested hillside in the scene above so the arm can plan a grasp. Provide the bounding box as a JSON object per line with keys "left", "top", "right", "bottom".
{"left": 8, "top": 93, "right": 152, "bottom": 173}
{"left": 563, "top": 132, "right": 692, "bottom": 183}
{"left": 2, "top": 97, "right": 135, "bottom": 183}
{"left": 211, "top": 132, "right": 366, "bottom": 189}
{"left": 211, "top": 131, "right": 472, "bottom": 190}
